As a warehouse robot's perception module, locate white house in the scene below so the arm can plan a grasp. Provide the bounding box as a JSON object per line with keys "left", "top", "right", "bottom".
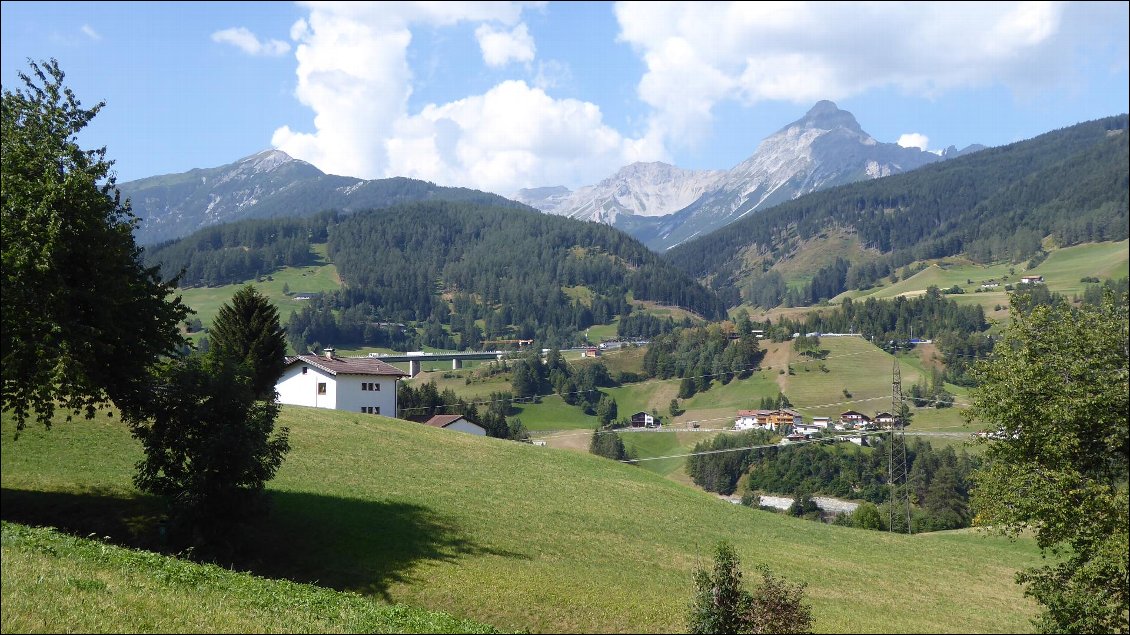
{"left": 794, "top": 422, "right": 825, "bottom": 436}
{"left": 811, "top": 416, "right": 833, "bottom": 430}
{"left": 424, "top": 414, "right": 487, "bottom": 436}
{"left": 276, "top": 349, "right": 408, "bottom": 415}
{"left": 630, "top": 411, "right": 656, "bottom": 428}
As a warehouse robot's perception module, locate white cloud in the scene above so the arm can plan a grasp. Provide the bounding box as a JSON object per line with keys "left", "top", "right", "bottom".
{"left": 212, "top": 27, "right": 291, "bottom": 57}
{"left": 273, "top": 1, "right": 657, "bottom": 193}
{"left": 389, "top": 80, "right": 655, "bottom": 193}
{"left": 614, "top": 1, "right": 1094, "bottom": 149}
{"left": 897, "top": 133, "right": 930, "bottom": 151}
{"left": 80, "top": 24, "right": 101, "bottom": 41}
{"left": 475, "top": 22, "right": 536, "bottom": 67}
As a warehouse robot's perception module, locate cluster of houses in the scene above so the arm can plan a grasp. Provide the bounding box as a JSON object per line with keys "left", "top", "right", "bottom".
{"left": 734, "top": 409, "right": 898, "bottom": 445}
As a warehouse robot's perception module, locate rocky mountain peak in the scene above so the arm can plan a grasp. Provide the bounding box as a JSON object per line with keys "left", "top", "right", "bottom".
{"left": 791, "top": 99, "right": 864, "bottom": 135}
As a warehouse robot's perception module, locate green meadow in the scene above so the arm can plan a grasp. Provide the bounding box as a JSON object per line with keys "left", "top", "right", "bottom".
{"left": 175, "top": 243, "right": 343, "bottom": 329}
{"left": 3, "top": 406, "right": 1043, "bottom": 634}
{"left": 837, "top": 239, "right": 1129, "bottom": 318}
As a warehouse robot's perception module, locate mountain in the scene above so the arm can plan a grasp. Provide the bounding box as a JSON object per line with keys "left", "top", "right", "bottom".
{"left": 663, "top": 114, "right": 1129, "bottom": 306}
{"left": 524, "top": 101, "right": 980, "bottom": 251}
{"left": 514, "top": 162, "right": 725, "bottom": 224}
{"left": 120, "top": 150, "right": 524, "bottom": 245}
{"left": 144, "top": 199, "right": 728, "bottom": 350}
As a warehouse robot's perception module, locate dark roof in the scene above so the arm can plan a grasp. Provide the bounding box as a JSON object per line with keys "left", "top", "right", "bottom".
{"left": 285, "top": 354, "right": 409, "bottom": 377}
{"left": 425, "top": 414, "right": 470, "bottom": 428}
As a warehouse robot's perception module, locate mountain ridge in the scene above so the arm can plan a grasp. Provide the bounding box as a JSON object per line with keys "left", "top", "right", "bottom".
{"left": 517, "top": 101, "right": 983, "bottom": 251}
{"left": 121, "top": 150, "right": 526, "bottom": 245}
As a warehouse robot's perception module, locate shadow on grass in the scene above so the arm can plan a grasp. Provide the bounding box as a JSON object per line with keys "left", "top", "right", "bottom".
{"left": 1, "top": 487, "right": 527, "bottom": 601}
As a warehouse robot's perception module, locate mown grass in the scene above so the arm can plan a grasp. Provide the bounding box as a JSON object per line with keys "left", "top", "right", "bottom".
{"left": 2, "top": 406, "right": 1043, "bottom": 634}
{"left": 839, "top": 240, "right": 1129, "bottom": 317}
{"left": 1, "top": 522, "right": 498, "bottom": 634}
{"left": 175, "top": 243, "right": 343, "bottom": 330}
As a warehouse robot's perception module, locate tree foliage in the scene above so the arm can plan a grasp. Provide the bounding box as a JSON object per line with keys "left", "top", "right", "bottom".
{"left": 966, "top": 291, "right": 1129, "bottom": 634}
{"left": 688, "top": 541, "right": 814, "bottom": 634}
{"left": 1, "top": 59, "right": 189, "bottom": 430}
{"left": 129, "top": 354, "right": 290, "bottom": 547}
{"left": 208, "top": 284, "right": 287, "bottom": 400}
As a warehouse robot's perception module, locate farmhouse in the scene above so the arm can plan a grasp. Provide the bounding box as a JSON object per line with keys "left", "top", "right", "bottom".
{"left": 1019, "top": 275, "right": 1044, "bottom": 284}
{"left": 276, "top": 348, "right": 408, "bottom": 415}
{"left": 811, "top": 416, "right": 833, "bottom": 429}
{"left": 424, "top": 414, "right": 486, "bottom": 436}
{"left": 581, "top": 346, "right": 601, "bottom": 358}
{"left": 630, "top": 411, "right": 657, "bottom": 428}
{"left": 794, "top": 422, "right": 825, "bottom": 436}
{"left": 874, "top": 412, "right": 897, "bottom": 428}
{"left": 735, "top": 409, "right": 802, "bottom": 431}
{"left": 840, "top": 410, "right": 873, "bottom": 429}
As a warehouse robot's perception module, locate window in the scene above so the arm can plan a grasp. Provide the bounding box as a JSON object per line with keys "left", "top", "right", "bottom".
{"left": 374, "top": 406, "right": 380, "bottom": 415}
{"left": 361, "top": 382, "right": 377, "bottom": 391}
{"left": 373, "top": 383, "right": 380, "bottom": 391}
{"left": 302, "top": 366, "right": 308, "bottom": 375}
{"left": 317, "top": 382, "right": 327, "bottom": 395}
{"left": 361, "top": 382, "right": 368, "bottom": 391}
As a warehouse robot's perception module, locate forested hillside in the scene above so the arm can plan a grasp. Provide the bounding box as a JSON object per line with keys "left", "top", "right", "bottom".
{"left": 665, "top": 115, "right": 1129, "bottom": 306}
{"left": 144, "top": 201, "right": 725, "bottom": 350}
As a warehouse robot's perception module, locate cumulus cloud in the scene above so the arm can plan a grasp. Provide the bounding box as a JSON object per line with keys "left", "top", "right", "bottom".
{"left": 897, "top": 133, "right": 930, "bottom": 151}
{"left": 475, "top": 22, "right": 536, "bottom": 67}
{"left": 388, "top": 80, "right": 656, "bottom": 193}
{"left": 273, "top": 1, "right": 656, "bottom": 193}
{"left": 614, "top": 1, "right": 1097, "bottom": 148}
{"left": 212, "top": 27, "right": 291, "bottom": 57}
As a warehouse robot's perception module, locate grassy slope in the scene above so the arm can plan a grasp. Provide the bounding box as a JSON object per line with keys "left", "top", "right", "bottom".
{"left": 175, "top": 243, "right": 343, "bottom": 330}
{"left": 836, "top": 240, "right": 1129, "bottom": 317}
{"left": 2, "top": 408, "right": 1041, "bottom": 634}
{"left": 1, "top": 522, "right": 497, "bottom": 634}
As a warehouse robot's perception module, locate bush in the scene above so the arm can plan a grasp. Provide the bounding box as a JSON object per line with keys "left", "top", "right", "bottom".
{"left": 688, "top": 541, "right": 814, "bottom": 634}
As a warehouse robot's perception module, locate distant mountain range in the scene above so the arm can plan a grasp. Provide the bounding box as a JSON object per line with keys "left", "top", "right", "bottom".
{"left": 515, "top": 101, "right": 984, "bottom": 251}
{"left": 120, "top": 150, "right": 524, "bottom": 245}
{"left": 123, "top": 101, "right": 983, "bottom": 248}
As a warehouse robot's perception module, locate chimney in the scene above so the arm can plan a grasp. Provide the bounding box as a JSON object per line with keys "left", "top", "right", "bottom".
{"left": 324, "top": 347, "right": 335, "bottom": 360}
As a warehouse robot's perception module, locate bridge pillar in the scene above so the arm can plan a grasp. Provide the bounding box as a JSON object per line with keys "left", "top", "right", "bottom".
{"left": 452, "top": 358, "right": 462, "bottom": 370}
{"left": 409, "top": 359, "right": 421, "bottom": 378}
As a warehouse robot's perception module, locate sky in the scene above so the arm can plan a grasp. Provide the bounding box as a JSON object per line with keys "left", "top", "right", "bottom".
{"left": 3, "top": 1, "right": 1127, "bottom": 196}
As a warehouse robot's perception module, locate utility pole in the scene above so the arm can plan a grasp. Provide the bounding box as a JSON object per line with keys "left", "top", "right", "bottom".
{"left": 888, "top": 354, "right": 913, "bottom": 533}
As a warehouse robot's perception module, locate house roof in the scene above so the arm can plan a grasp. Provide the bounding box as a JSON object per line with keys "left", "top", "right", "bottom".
{"left": 631, "top": 411, "right": 652, "bottom": 418}
{"left": 285, "top": 354, "right": 409, "bottom": 377}
{"left": 737, "top": 409, "right": 773, "bottom": 417}
{"left": 425, "top": 414, "right": 471, "bottom": 428}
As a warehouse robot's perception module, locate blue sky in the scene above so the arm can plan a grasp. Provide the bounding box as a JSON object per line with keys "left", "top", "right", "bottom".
{"left": 3, "top": 1, "right": 1127, "bottom": 196}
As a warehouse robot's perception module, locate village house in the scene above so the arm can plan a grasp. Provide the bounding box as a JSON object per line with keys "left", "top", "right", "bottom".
{"left": 794, "top": 422, "right": 825, "bottom": 436}
{"left": 630, "top": 411, "right": 657, "bottom": 428}
{"left": 581, "top": 346, "right": 601, "bottom": 358}
{"left": 276, "top": 348, "right": 408, "bottom": 415}
{"left": 811, "top": 416, "right": 833, "bottom": 429}
{"left": 423, "top": 414, "right": 486, "bottom": 436}
{"left": 1020, "top": 275, "right": 1044, "bottom": 284}
{"left": 874, "top": 412, "right": 897, "bottom": 428}
{"left": 839, "top": 410, "right": 873, "bottom": 430}
{"left": 735, "top": 409, "right": 803, "bottom": 431}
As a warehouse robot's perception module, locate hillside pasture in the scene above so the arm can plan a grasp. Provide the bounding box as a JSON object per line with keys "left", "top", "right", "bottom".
{"left": 2, "top": 407, "right": 1043, "bottom": 634}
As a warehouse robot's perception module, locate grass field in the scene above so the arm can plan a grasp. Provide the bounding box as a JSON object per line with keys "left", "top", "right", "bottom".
{"left": 1, "top": 522, "right": 497, "bottom": 634}
{"left": 2, "top": 407, "right": 1043, "bottom": 633}
{"left": 175, "top": 243, "right": 343, "bottom": 329}
{"left": 836, "top": 240, "right": 1129, "bottom": 317}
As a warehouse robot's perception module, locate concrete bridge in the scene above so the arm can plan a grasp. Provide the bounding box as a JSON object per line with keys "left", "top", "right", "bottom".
{"left": 367, "top": 351, "right": 507, "bottom": 377}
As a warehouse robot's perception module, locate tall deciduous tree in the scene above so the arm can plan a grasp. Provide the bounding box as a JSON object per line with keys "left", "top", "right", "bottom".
{"left": 966, "top": 291, "right": 1128, "bottom": 634}
{"left": 1, "top": 59, "right": 189, "bottom": 430}
{"left": 208, "top": 284, "right": 286, "bottom": 399}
